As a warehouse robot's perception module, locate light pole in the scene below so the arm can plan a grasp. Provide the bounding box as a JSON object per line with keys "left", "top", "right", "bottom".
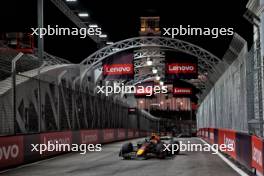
{"left": 11, "top": 52, "right": 24, "bottom": 134}
{"left": 37, "top": 0, "right": 44, "bottom": 61}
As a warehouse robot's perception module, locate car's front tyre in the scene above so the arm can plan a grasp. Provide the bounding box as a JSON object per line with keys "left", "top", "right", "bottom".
{"left": 119, "top": 142, "right": 133, "bottom": 159}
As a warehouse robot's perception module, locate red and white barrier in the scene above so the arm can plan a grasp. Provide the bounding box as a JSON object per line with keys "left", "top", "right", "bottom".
{"left": 0, "top": 128, "right": 151, "bottom": 170}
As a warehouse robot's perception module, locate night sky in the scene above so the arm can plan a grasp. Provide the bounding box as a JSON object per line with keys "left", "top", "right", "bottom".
{"left": 0, "top": 0, "right": 253, "bottom": 63}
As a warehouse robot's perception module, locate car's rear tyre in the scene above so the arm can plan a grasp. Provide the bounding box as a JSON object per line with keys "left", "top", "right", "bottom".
{"left": 156, "top": 143, "right": 166, "bottom": 159}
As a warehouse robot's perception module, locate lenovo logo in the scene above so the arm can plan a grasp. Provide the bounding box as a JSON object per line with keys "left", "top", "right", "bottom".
{"left": 82, "top": 134, "right": 98, "bottom": 144}
{"left": 224, "top": 135, "right": 235, "bottom": 151}
{"left": 167, "top": 63, "right": 196, "bottom": 74}
{"left": 210, "top": 132, "right": 214, "bottom": 140}
{"left": 173, "top": 87, "right": 192, "bottom": 94}
{"left": 135, "top": 132, "right": 139, "bottom": 137}
{"left": 118, "top": 131, "right": 125, "bottom": 138}
{"left": 104, "top": 131, "right": 114, "bottom": 140}
{"left": 253, "top": 146, "right": 263, "bottom": 166}
{"left": 0, "top": 145, "right": 19, "bottom": 160}
{"left": 43, "top": 136, "right": 71, "bottom": 145}
{"left": 103, "top": 64, "right": 133, "bottom": 75}
{"left": 128, "top": 131, "right": 134, "bottom": 138}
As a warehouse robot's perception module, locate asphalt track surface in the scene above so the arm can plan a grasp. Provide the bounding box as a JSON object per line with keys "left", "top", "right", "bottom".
{"left": 1, "top": 138, "right": 240, "bottom": 176}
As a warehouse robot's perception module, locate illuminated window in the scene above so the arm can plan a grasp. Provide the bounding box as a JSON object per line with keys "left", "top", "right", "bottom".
{"left": 140, "top": 17, "right": 160, "bottom": 34}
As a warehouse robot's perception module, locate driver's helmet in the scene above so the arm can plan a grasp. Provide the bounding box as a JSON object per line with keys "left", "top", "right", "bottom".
{"left": 150, "top": 133, "right": 160, "bottom": 142}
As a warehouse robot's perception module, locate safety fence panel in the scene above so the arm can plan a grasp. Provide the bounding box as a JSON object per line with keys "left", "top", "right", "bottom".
{"left": 0, "top": 72, "right": 159, "bottom": 136}
{"left": 197, "top": 44, "right": 250, "bottom": 133}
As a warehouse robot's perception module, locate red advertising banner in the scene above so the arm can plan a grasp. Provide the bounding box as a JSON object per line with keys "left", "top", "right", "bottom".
{"left": 142, "top": 131, "right": 148, "bottom": 137}
{"left": 201, "top": 129, "right": 204, "bottom": 137}
{"left": 134, "top": 130, "right": 139, "bottom": 137}
{"left": 197, "top": 129, "right": 200, "bottom": 137}
{"left": 209, "top": 128, "right": 215, "bottom": 144}
{"left": 40, "top": 131, "right": 72, "bottom": 157}
{"left": 205, "top": 128, "right": 209, "bottom": 139}
{"left": 103, "top": 64, "right": 133, "bottom": 75}
{"left": 0, "top": 136, "right": 24, "bottom": 169}
{"left": 166, "top": 63, "right": 197, "bottom": 74}
{"left": 128, "top": 108, "right": 137, "bottom": 114}
{"left": 103, "top": 129, "right": 115, "bottom": 143}
{"left": 128, "top": 129, "right": 134, "bottom": 138}
{"left": 173, "top": 87, "right": 192, "bottom": 95}
{"left": 165, "top": 51, "right": 198, "bottom": 79}
{"left": 117, "top": 129, "right": 126, "bottom": 140}
{"left": 252, "top": 136, "right": 264, "bottom": 175}
{"left": 102, "top": 52, "right": 134, "bottom": 80}
{"left": 191, "top": 103, "right": 198, "bottom": 110}
{"left": 80, "top": 130, "right": 99, "bottom": 144}
{"left": 218, "top": 129, "right": 236, "bottom": 159}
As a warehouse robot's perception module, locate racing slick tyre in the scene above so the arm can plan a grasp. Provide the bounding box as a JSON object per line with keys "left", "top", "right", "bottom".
{"left": 119, "top": 142, "right": 133, "bottom": 159}
{"left": 156, "top": 143, "right": 166, "bottom": 159}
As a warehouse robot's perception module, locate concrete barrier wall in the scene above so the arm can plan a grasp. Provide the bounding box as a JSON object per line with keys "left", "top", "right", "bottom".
{"left": 198, "top": 128, "right": 263, "bottom": 176}
{"left": 0, "top": 128, "right": 150, "bottom": 171}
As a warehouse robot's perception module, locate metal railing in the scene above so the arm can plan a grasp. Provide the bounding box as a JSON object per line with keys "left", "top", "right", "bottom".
{"left": 0, "top": 54, "right": 158, "bottom": 136}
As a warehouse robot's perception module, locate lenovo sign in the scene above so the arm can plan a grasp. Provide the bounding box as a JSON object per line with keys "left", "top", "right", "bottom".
{"left": 166, "top": 63, "right": 197, "bottom": 74}
{"left": 252, "top": 136, "right": 264, "bottom": 174}
{"left": 40, "top": 132, "right": 72, "bottom": 156}
{"left": 173, "top": 87, "right": 192, "bottom": 95}
{"left": 80, "top": 130, "right": 99, "bottom": 144}
{"left": 128, "top": 129, "right": 134, "bottom": 138}
{"left": 0, "top": 136, "right": 24, "bottom": 169}
{"left": 218, "top": 129, "right": 236, "bottom": 159}
{"left": 209, "top": 128, "right": 215, "bottom": 144}
{"left": 103, "top": 129, "right": 115, "bottom": 143}
{"left": 102, "top": 52, "right": 134, "bottom": 80}
{"left": 118, "top": 129, "right": 126, "bottom": 140}
{"left": 103, "top": 64, "right": 133, "bottom": 75}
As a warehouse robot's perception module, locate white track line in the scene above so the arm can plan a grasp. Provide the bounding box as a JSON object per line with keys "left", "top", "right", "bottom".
{"left": 0, "top": 137, "right": 145, "bottom": 174}
{"left": 199, "top": 138, "right": 249, "bottom": 176}
{"left": 0, "top": 152, "right": 74, "bottom": 174}
{"left": 1, "top": 138, "right": 249, "bottom": 175}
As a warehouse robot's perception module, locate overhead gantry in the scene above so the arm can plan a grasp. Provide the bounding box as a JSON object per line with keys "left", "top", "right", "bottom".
{"left": 79, "top": 36, "right": 229, "bottom": 99}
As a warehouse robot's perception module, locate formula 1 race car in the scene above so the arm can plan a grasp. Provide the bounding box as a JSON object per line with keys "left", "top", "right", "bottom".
{"left": 119, "top": 135, "right": 180, "bottom": 159}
